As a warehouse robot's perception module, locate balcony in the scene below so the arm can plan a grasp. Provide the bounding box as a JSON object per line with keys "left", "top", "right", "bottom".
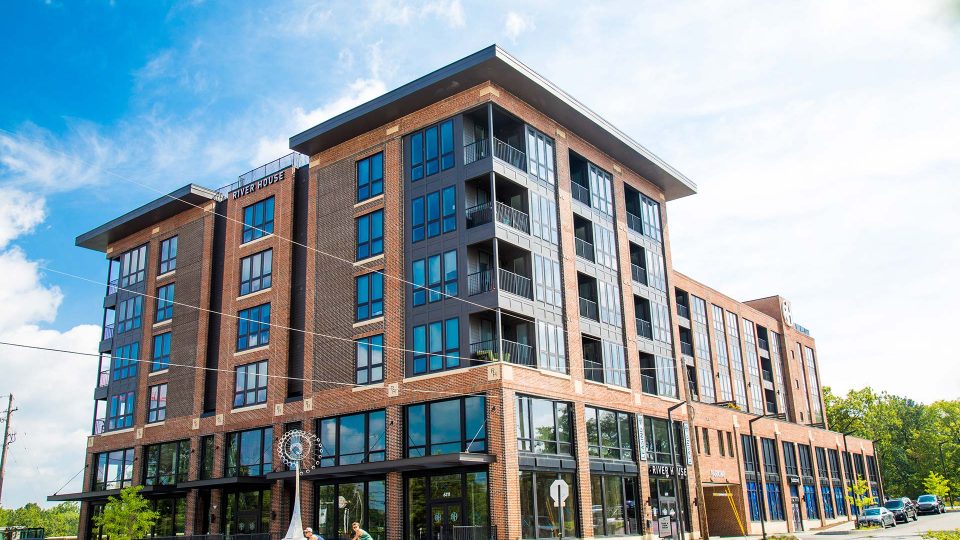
{"left": 571, "top": 181, "right": 591, "bottom": 206}
{"left": 677, "top": 304, "right": 690, "bottom": 319}
{"left": 575, "top": 238, "right": 595, "bottom": 262}
{"left": 98, "top": 369, "right": 109, "bottom": 388}
{"left": 93, "top": 418, "right": 105, "bottom": 435}
{"left": 469, "top": 338, "right": 534, "bottom": 367}
{"left": 636, "top": 318, "right": 653, "bottom": 339}
{"left": 102, "top": 323, "right": 115, "bottom": 341}
{"left": 465, "top": 201, "right": 531, "bottom": 234}
{"left": 631, "top": 264, "right": 648, "bottom": 286}
{"left": 469, "top": 312, "right": 536, "bottom": 368}
{"left": 579, "top": 297, "right": 599, "bottom": 321}
{"left": 466, "top": 268, "right": 532, "bottom": 300}
{"left": 462, "top": 137, "right": 527, "bottom": 172}
{"left": 220, "top": 152, "right": 308, "bottom": 195}
{"left": 464, "top": 138, "right": 488, "bottom": 165}
{"left": 680, "top": 341, "right": 694, "bottom": 356}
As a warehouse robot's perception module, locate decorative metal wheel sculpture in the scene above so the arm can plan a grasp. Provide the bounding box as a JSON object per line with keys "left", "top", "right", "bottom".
{"left": 278, "top": 429, "right": 322, "bottom": 540}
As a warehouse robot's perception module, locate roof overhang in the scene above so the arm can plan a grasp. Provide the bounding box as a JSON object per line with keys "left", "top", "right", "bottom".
{"left": 268, "top": 452, "right": 496, "bottom": 481}
{"left": 75, "top": 184, "right": 220, "bottom": 253}
{"left": 290, "top": 45, "right": 696, "bottom": 201}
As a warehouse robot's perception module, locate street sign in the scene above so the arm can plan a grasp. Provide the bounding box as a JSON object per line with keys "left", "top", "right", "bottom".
{"left": 658, "top": 516, "right": 672, "bottom": 538}
{"left": 549, "top": 479, "right": 569, "bottom": 507}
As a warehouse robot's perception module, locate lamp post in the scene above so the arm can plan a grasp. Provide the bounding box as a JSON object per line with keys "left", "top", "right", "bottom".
{"left": 748, "top": 413, "right": 786, "bottom": 540}
{"left": 666, "top": 402, "right": 687, "bottom": 540}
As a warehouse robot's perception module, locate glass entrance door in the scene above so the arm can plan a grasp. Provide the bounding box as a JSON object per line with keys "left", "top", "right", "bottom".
{"left": 790, "top": 485, "right": 804, "bottom": 531}
{"left": 430, "top": 502, "right": 463, "bottom": 540}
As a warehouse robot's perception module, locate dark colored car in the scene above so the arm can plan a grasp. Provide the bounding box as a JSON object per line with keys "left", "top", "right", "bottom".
{"left": 884, "top": 498, "right": 917, "bottom": 522}
{"left": 917, "top": 494, "right": 946, "bottom": 515}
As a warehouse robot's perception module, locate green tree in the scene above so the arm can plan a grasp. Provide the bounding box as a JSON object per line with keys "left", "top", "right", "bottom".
{"left": 924, "top": 472, "right": 951, "bottom": 501}
{"left": 0, "top": 502, "right": 80, "bottom": 537}
{"left": 93, "top": 486, "right": 158, "bottom": 540}
{"left": 847, "top": 476, "right": 876, "bottom": 526}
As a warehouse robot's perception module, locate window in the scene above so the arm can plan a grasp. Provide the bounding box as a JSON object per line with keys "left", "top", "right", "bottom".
{"left": 712, "top": 304, "right": 734, "bottom": 402}
{"left": 798, "top": 444, "right": 815, "bottom": 477}
{"left": 529, "top": 193, "right": 558, "bottom": 244}
{"left": 356, "top": 211, "right": 384, "bottom": 260}
{"left": 356, "top": 335, "right": 384, "bottom": 385}
{"left": 317, "top": 480, "right": 386, "bottom": 540}
{"left": 761, "top": 438, "right": 780, "bottom": 476}
{"left": 782, "top": 442, "right": 798, "bottom": 476}
{"left": 426, "top": 191, "right": 440, "bottom": 237}
{"left": 533, "top": 255, "right": 563, "bottom": 307}
{"left": 520, "top": 471, "right": 578, "bottom": 539}
{"left": 234, "top": 360, "right": 268, "bottom": 407}
{"left": 240, "top": 249, "right": 273, "bottom": 295}
{"left": 107, "top": 391, "right": 134, "bottom": 430}
{"left": 120, "top": 245, "right": 147, "bottom": 286}
{"left": 93, "top": 448, "right": 135, "bottom": 490}
{"left": 602, "top": 340, "right": 627, "bottom": 387}
{"left": 442, "top": 186, "right": 456, "bottom": 232}
{"left": 746, "top": 481, "right": 763, "bottom": 521}
{"left": 112, "top": 342, "right": 139, "bottom": 380}
{"left": 597, "top": 280, "right": 622, "bottom": 327}
{"left": 406, "top": 395, "right": 486, "bottom": 457}
{"left": 200, "top": 435, "right": 215, "bottom": 479}
{"left": 223, "top": 489, "right": 271, "bottom": 536}
{"left": 409, "top": 120, "right": 454, "bottom": 181}
{"left": 242, "top": 197, "right": 275, "bottom": 243}
{"left": 356, "top": 152, "right": 384, "bottom": 201}
{"left": 593, "top": 223, "right": 617, "bottom": 270}
{"left": 718, "top": 430, "right": 726, "bottom": 457}
{"left": 535, "top": 321, "right": 566, "bottom": 373}
{"left": 650, "top": 301, "right": 672, "bottom": 344}
{"left": 318, "top": 410, "right": 386, "bottom": 466}
{"left": 516, "top": 395, "right": 572, "bottom": 455}
{"left": 589, "top": 163, "right": 614, "bottom": 216}
{"left": 143, "top": 440, "right": 189, "bottom": 485}
{"left": 411, "top": 196, "right": 425, "bottom": 242}
{"left": 116, "top": 296, "right": 143, "bottom": 332}
{"left": 590, "top": 475, "right": 640, "bottom": 537}
{"left": 225, "top": 427, "right": 274, "bottom": 476}
{"left": 701, "top": 427, "right": 711, "bottom": 455}
{"left": 411, "top": 318, "right": 459, "bottom": 374}
{"left": 640, "top": 353, "right": 678, "bottom": 398}
{"left": 155, "top": 283, "right": 174, "bottom": 322}
{"left": 804, "top": 484, "right": 820, "bottom": 519}
{"left": 643, "top": 416, "right": 685, "bottom": 464}
{"left": 158, "top": 236, "right": 178, "bottom": 274}
{"left": 147, "top": 384, "right": 167, "bottom": 423}
{"left": 821, "top": 485, "right": 835, "bottom": 518}
{"left": 526, "top": 128, "right": 556, "bottom": 185}
{"left": 645, "top": 249, "right": 667, "bottom": 291}
{"left": 766, "top": 482, "right": 785, "bottom": 520}
{"left": 585, "top": 407, "right": 633, "bottom": 460}
{"left": 152, "top": 332, "right": 171, "bottom": 371}
{"left": 412, "top": 187, "right": 455, "bottom": 242}
{"left": 640, "top": 193, "right": 663, "bottom": 242}
{"left": 356, "top": 273, "right": 384, "bottom": 321}
{"left": 237, "top": 303, "right": 271, "bottom": 350}
{"left": 412, "top": 251, "right": 457, "bottom": 306}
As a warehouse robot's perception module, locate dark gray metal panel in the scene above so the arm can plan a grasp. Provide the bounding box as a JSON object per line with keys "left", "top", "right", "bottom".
{"left": 289, "top": 45, "right": 696, "bottom": 201}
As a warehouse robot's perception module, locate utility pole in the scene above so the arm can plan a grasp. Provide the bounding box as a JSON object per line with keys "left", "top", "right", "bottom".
{"left": 0, "top": 394, "right": 17, "bottom": 507}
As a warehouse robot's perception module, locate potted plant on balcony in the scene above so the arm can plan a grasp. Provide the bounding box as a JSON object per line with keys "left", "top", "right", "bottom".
{"left": 475, "top": 349, "right": 510, "bottom": 362}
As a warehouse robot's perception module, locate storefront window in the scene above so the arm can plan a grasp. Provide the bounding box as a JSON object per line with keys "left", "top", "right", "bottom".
{"left": 406, "top": 396, "right": 486, "bottom": 457}
{"left": 318, "top": 410, "right": 386, "bottom": 466}
{"left": 406, "top": 471, "right": 489, "bottom": 540}
{"left": 225, "top": 426, "right": 274, "bottom": 476}
{"left": 516, "top": 395, "right": 572, "bottom": 455}
{"left": 585, "top": 407, "right": 633, "bottom": 461}
{"left": 150, "top": 497, "right": 185, "bottom": 537}
{"left": 590, "top": 475, "right": 640, "bottom": 536}
{"left": 316, "top": 480, "right": 386, "bottom": 540}
{"left": 649, "top": 477, "right": 690, "bottom": 533}
{"left": 519, "top": 471, "right": 577, "bottom": 539}
{"left": 643, "top": 417, "right": 684, "bottom": 464}
{"left": 224, "top": 489, "right": 271, "bottom": 535}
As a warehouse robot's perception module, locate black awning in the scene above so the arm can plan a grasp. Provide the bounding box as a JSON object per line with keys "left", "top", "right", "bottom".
{"left": 177, "top": 476, "right": 274, "bottom": 489}
{"left": 47, "top": 484, "right": 192, "bottom": 502}
{"left": 266, "top": 453, "right": 495, "bottom": 481}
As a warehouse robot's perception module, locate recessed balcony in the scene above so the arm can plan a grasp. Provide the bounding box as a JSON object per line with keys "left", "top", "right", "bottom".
{"left": 468, "top": 312, "right": 536, "bottom": 368}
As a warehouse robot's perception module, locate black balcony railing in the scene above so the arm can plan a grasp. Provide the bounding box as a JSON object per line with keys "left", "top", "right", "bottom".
{"left": 680, "top": 341, "right": 694, "bottom": 356}
{"left": 466, "top": 202, "right": 493, "bottom": 228}
{"left": 98, "top": 369, "right": 109, "bottom": 388}
{"left": 493, "top": 137, "right": 526, "bottom": 171}
{"left": 499, "top": 268, "right": 533, "bottom": 299}
{"left": 220, "top": 153, "right": 307, "bottom": 195}
{"left": 579, "top": 297, "right": 599, "bottom": 321}
{"left": 636, "top": 318, "right": 653, "bottom": 339}
{"left": 102, "top": 323, "right": 115, "bottom": 341}
{"left": 627, "top": 211, "right": 643, "bottom": 234}
{"left": 575, "top": 237, "right": 595, "bottom": 262}
{"left": 758, "top": 338, "right": 770, "bottom": 351}
{"left": 762, "top": 369, "right": 774, "bottom": 383}
{"left": 106, "top": 278, "right": 119, "bottom": 295}
{"left": 453, "top": 525, "right": 497, "bottom": 540}
{"left": 677, "top": 304, "right": 691, "bottom": 319}
{"left": 464, "top": 139, "right": 489, "bottom": 164}
{"left": 93, "top": 418, "right": 105, "bottom": 435}
{"left": 571, "top": 182, "right": 591, "bottom": 206}
{"left": 495, "top": 201, "right": 530, "bottom": 233}
{"left": 467, "top": 269, "right": 493, "bottom": 296}
{"left": 470, "top": 339, "right": 534, "bottom": 367}
{"left": 631, "top": 263, "right": 648, "bottom": 286}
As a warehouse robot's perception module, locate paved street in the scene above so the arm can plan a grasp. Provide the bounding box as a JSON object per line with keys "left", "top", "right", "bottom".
{"left": 798, "top": 510, "right": 960, "bottom": 540}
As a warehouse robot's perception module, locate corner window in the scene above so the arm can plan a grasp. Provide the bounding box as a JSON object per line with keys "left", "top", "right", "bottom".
{"left": 93, "top": 448, "right": 135, "bottom": 490}
{"left": 237, "top": 303, "right": 271, "bottom": 350}
{"left": 317, "top": 409, "right": 386, "bottom": 466}
{"left": 156, "top": 283, "right": 174, "bottom": 322}
{"left": 234, "top": 360, "right": 268, "bottom": 407}
{"left": 409, "top": 120, "right": 454, "bottom": 181}
{"left": 225, "top": 427, "right": 273, "bottom": 476}
{"left": 356, "top": 273, "right": 384, "bottom": 321}
{"left": 116, "top": 295, "right": 143, "bottom": 333}
{"left": 240, "top": 249, "right": 273, "bottom": 296}
{"left": 242, "top": 197, "right": 275, "bottom": 243}
{"left": 119, "top": 245, "right": 147, "bottom": 287}
{"left": 405, "top": 395, "right": 486, "bottom": 457}
{"left": 356, "top": 210, "right": 384, "bottom": 260}
{"left": 158, "top": 236, "right": 178, "bottom": 274}
{"left": 357, "top": 152, "right": 384, "bottom": 201}
{"left": 152, "top": 332, "right": 171, "bottom": 371}
{"left": 516, "top": 395, "right": 572, "bottom": 455}
{"left": 112, "top": 342, "right": 139, "bottom": 381}
{"left": 411, "top": 317, "right": 459, "bottom": 374}
{"left": 147, "top": 383, "right": 167, "bottom": 423}
{"left": 356, "top": 335, "right": 384, "bottom": 385}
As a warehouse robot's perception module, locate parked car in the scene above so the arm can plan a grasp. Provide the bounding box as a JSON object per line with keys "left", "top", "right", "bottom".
{"left": 917, "top": 494, "right": 946, "bottom": 515}
{"left": 859, "top": 507, "right": 897, "bottom": 528}
{"left": 884, "top": 498, "right": 918, "bottom": 522}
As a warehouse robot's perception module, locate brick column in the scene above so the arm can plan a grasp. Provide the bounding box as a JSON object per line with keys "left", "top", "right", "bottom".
{"left": 493, "top": 387, "right": 517, "bottom": 540}
{"left": 386, "top": 404, "right": 404, "bottom": 540}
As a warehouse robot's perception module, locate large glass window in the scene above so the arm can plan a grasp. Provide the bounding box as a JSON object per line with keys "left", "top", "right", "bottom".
{"left": 158, "top": 236, "right": 177, "bottom": 275}
{"left": 640, "top": 194, "right": 662, "bottom": 242}
{"left": 590, "top": 475, "right": 641, "bottom": 537}
{"left": 234, "top": 360, "right": 268, "bottom": 407}
{"left": 411, "top": 318, "right": 459, "bottom": 374}
{"left": 200, "top": 435, "right": 215, "bottom": 480}
{"left": 526, "top": 128, "right": 556, "bottom": 185}
{"left": 357, "top": 152, "right": 384, "bottom": 201}
{"left": 147, "top": 383, "right": 167, "bottom": 423}
{"left": 530, "top": 193, "right": 558, "bottom": 244}
{"left": 585, "top": 407, "right": 633, "bottom": 460}
{"left": 116, "top": 295, "right": 143, "bottom": 333}
{"left": 151, "top": 332, "right": 171, "bottom": 371}
{"left": 535, "top": 321, "right": 566, "bottom": 373}
{"left": 746, "top": 481, "right": 762, "bottom": 521}
{"left": 406, "top": 395, "right": 486, "bottom": 457}
{"left": 643, "top": 417, "right": 685, "bottom": 464}
{"left": 107, "top": 391, "right": 134, "bottom": 430}
{"left": 410, "top": 120, "right": 454, "bottom": 181}
{"left": 155, "top": 283, "right": 174, "bottom": 322}
{"left": 533, "top": 255, "right": 562, "bottom": 307}
{"left": 356, "top": 334, "right": 384, "bottom": 385}
{"left": 225, "top": 426, "right": 274, "bottom": 476}
{"left": 519, "top": 471, "right": 578, "bottom": 539}
{"left": 223, "top": 489, "right": 271, "bottom": 536}
{"left": 639, "top": 354, "right": 678, "bottom": 399}
{"left": 111, "top": 342, "right": 139, "bottom": 380}
{"left": 804, "top": 484, "right": 820, "bottom": 519}
{"left": 92, "top": 448, "right": 134, "bottom": 490}
{"left": 237, "top": 303, "right": 271, "bottom": 350}
{"left": 150, "top": 497, "right": 186, "bottom": 538}
{"left": 356, "top": 210, "right": 384, "bottom": 260}
{"left": 120, "top": 245, "right": 147, "bottom": 287}
{"left": 442, "top": 186, "right": 456, "bottom": 233}
{"left": 242, "top": 196, "right": 275, "bottom": 243}
{"left": 317, "top": 409, "right": 386, "bottom": 466}
{"left": 766, "top": 482, "right": 785, "bottom": 521}
{"left": 240, "top": 249, "right": 273, "bottom": 295}
{"left": 413, "top": 251, "right": 457, "bottom": 306}
{"left": 143, "top": 440, "right": 190, "bottom": 485}
{"left": 589, "top": 163, "right": 614, "bottom": 216}
{"left": 317, "top": 480, "right": 386, "bottom": 540}
{"left": 516, "top": 395, "right": 572, "bottom": 455}
{"left": 356, "top": 273, "right": 384, "bottom": 321}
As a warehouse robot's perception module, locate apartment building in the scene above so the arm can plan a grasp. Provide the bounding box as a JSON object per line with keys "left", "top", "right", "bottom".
{"left": 54, "top": 45, "right": 880, "bottom": 540}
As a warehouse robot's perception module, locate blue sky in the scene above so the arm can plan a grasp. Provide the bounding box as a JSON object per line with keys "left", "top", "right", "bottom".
{"left": 1, "top": 0, "right": 959, "bottom": 508}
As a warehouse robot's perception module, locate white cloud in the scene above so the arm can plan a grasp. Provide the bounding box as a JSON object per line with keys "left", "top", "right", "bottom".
{"left": 504, "top": 11, "right": 534, "bottom": 41}
{"left": 0, "top": 247, "right": 63, "bottom": 332}
{"left": 0, "top": 189, "right": 45, "bottom": 249}
{"left": 421, "top": 0, "right": 465, "bottom": 27}
{"left": 0, "top": 124, "right": 117, "bottom": 192}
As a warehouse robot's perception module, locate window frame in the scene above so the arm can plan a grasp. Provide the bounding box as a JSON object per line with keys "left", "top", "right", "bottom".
{"left": 356, "top": 210, "right": 384, "bottom": 261}
{"left": 585, "top": 406, "right": 634, "bottom": 461}
{"left": 404, "top": 395, "right": 486, "bottom": 457}
{"left": 234, "top": 360, "right": 269, "bottom": 408}
{"left": 142, "top": 440, "right": 191, "bottom": 487}
{"left": 119, "top": 245, "right": 148, "bottom": 287}
{"left": 158, "top": 236, "right": 178, "bottom": 275}
{"left": 409, "top": 119, "right": 455, "bottom": 181}
{"left": 242, "top": 196, "right": 275, "bottom": 244}
{"left": 112, "top": 342, "right": 139, "bottom": 381}
{"left": 411, "top": 317, "right": 460, "bottom": 375}
{"left": 156, "top": 283, "right": 175, "bottom": 322}
{"left": 236, "top": 303, "right": 271, "bottom": 350}
{"left": 107, "top": 391, "right": 135, "bottom": 431}
{"left": 93, "top": 448, "right": 135, "bottom": 491}
{"left": 151, "top": 332, "right": 172, "bottom": 371}
{"left": 356, "top": 152, "right": 384, "bottom": 202}
{"left": 239, "top": 249, "right": 273, "bottom": 296}
{"left": 147, "top": 383, "right": 167, "bottom": 423}
{"left": 224, "top": 426, "right": 274, "bottom": 477}
{"left": 515, "top": 395, "right": 573, "bottom": 456}
{"left": 356, "top": 273, "right": 384, "bottom": 321}
{"left": 116, "top": 295, "right": 143, "bottom": 333}
{"left": 316, "top": 409, "right": 387, "bottom": 467}
{"left": 355, "top": 334, "right": 384, "bottom": 385}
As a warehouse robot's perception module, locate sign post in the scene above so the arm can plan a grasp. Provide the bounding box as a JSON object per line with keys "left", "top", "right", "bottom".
{"left": 549, "top": 479, "right": 569, "bottom": 539}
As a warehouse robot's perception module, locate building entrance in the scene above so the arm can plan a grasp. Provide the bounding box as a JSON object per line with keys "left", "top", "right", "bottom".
{"left": 406, "top": 470, "right": 489, "bottom": 540}
{"left": 429, "top": 502, "right": 464, "bottom": 540}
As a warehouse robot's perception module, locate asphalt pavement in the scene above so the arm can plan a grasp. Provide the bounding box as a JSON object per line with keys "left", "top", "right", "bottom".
{"left": 797, "top": 510, "right": 960, "bottom": 540}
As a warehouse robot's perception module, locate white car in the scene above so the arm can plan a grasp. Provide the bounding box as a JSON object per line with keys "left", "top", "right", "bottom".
{"left": 859, "top": 507, "right": 896, "bottom": 528}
